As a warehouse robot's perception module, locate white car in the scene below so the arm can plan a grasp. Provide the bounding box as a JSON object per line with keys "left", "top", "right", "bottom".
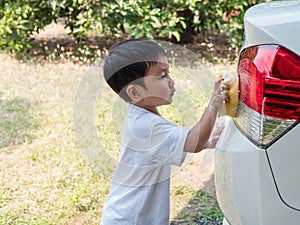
{"left": 215, "top": 1, "right": 300, "bottom": 225}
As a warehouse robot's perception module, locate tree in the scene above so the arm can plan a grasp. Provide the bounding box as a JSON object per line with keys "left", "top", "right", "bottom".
{"left": 0, "top": 0, "right": 271, "bottom": 58}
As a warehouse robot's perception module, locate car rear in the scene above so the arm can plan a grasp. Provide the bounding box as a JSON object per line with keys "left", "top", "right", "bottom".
{"left": 215, "top": 1, "right": 300, "bottom": 224}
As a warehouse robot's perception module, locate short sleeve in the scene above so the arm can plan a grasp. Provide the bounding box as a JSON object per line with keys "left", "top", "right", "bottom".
{"left": 111, "top": 105, "right": 190, "bottom": 186}
{"left": 149, "top": 119, "right": 190, "bottom": 166}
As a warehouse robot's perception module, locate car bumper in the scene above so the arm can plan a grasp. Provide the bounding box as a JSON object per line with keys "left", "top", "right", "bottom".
{"left": 215, "top": 118, "right": 300, "bottom": 225}
{"left": 223, "top": 218, "right": 230, "bottom": 225}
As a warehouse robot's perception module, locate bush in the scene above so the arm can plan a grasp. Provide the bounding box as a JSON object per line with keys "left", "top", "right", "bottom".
{"left": 0, "top": 0, "right": 55, "bottom": 54}
{"left": 0, "top": 0, "right": 272, "bottom": 59}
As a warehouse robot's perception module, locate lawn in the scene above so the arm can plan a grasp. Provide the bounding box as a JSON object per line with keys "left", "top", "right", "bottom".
{"left": 0, "top": 37, "right": 235, "bottom": 224}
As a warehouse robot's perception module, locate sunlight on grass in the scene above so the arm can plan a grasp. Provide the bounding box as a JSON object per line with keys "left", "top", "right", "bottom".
{"left": 0, "top": 54, "right": 108, "bottom": 224}
{"left": 0, "top": 53, "right": 234, "bottom": 224}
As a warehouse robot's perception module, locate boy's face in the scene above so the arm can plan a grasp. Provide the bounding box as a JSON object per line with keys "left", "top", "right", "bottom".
{"left": 137, "top": 61, "right": 175, "bottom": 109}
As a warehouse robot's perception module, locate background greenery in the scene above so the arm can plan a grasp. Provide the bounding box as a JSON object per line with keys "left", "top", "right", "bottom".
{"left": 0, "top": 0, "right": 272, "bottom": 60}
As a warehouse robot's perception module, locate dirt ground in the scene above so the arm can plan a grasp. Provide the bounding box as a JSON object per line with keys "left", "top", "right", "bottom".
{"left": 172, "top": 148, "right": 216, "bottom": 196}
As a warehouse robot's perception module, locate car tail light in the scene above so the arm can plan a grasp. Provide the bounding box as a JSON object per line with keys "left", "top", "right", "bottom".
{"left": 234, "top": 45, "right": 300, "bottom": 148}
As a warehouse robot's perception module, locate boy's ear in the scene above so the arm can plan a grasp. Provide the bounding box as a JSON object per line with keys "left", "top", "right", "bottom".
{"left": 126, "top": 84, "right": 142, "bottom": 102}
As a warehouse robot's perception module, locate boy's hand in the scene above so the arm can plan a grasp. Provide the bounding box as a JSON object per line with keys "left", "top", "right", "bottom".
{"left": 209, "top": 78, "right": 230, "bottom": 111}
{"left": 206, "top": 125, "right": 224, "bottom": 148}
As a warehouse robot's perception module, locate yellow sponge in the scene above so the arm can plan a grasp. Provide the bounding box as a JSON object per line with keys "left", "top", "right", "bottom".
{"left": 220, "top": 72, "right": 239, "bottom": 117}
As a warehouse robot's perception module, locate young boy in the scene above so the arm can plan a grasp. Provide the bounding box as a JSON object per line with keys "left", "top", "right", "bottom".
{"left": 100, "top": 39, "right": 229, "bottom": 225}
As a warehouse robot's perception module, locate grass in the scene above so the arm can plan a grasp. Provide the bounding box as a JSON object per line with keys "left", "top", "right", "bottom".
{"left": 0, "top": 46, "right": 235, "bottom": 224}
{"left": 170, "top": 188, "right": 223, "bottom": 224}
{"left": 0, "top": 54, "right": 105, "bottom": 225}
{"left": 0, "top": 95, "right": 35, "bottom": 148}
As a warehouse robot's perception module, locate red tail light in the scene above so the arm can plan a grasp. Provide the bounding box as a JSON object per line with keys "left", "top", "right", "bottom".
{"left": 235, "top": 45, "right": 300, "bottom": 148}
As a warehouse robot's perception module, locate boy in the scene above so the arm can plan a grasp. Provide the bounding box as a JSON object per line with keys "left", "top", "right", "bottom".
{"left": 100, "top": 39, "right": 229, "bottom": 225}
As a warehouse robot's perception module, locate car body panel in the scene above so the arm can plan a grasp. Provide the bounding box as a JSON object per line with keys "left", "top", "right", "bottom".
{"left": 215, "top": 119, "right": 300, "bottom": 225}
{"left": 243, "top": 0, "right": 300, "bottom": 212}
{"left": 215, "top": 1, "right": 300, "bottom": 224}
{"left": 267, "top": 123, "right": 300, "bottom": 209}
{"left": 243, "top": 1, "right": 300, "bottom": 55}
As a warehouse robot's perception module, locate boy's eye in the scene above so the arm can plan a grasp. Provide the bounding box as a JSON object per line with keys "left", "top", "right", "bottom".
{"left": 159, "top": 72, "right": 169, "bottom": 79}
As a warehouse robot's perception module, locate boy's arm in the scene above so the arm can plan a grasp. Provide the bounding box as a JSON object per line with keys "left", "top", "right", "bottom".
{"left": 184, "top": 79, "right": 229, "bottom": 153}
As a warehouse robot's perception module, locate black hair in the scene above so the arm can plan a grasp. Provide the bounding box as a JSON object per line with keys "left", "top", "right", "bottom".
{"left": 103, "top": 39, "right": 167, "bottom": 102}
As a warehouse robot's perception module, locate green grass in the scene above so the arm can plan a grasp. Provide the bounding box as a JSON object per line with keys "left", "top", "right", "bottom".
{"left": 0, "top": 52, "right": 234, "bottom": 224}
{"left": 189, "top": 190, "right": 224, "bottom": 222}
{"left": 0, "top": 95, "right": 35, "bottom": 148}
{"left": 0, "top": 54, "right": 106, "bottom": 225}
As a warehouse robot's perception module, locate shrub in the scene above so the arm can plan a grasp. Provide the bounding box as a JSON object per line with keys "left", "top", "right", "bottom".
{"left": 0, "top": 0, "right": 272, "bottom": 59}
{"left": 0, "top": 0, "right": 55, "bottom": 54}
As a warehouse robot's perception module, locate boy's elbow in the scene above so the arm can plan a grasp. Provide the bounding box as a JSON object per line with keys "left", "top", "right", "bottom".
{"left": 193, "top": 144, "right": 206, "bottom": 153}
{"left": 184, "top": 128, "right": 211, "bottom": 153}
{"left": 184, "top": 142, "right": 205, "bottom": 153}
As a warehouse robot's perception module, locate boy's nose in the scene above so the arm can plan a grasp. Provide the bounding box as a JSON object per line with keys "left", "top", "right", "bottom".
{"left": 168, "top": 77, "right": 175, "bottom": 87}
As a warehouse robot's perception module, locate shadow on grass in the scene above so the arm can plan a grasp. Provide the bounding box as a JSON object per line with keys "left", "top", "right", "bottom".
{"left": 17, "top": 30, "right": 236, "bottom": 64}
{"left": 170, "top": 175, "right": 224, "bottom": 225}
{"left": 0, "top": 92, "right": 37, "bottom": 149}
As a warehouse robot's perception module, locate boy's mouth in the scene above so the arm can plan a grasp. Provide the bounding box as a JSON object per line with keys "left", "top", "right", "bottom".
{"left": 171, "top": 88, "right": 176, "bottom": 96}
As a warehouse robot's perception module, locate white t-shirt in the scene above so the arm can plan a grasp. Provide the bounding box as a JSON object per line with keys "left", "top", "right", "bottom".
{"left": 100, "top": 104, "right": 190, "bottom": 225}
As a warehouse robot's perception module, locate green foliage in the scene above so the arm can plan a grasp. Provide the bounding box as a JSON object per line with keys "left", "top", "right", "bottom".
{"left": 210, "top": 0, "right": 273, "bottom": 48}
{"left": 0, "top": 0, "right": 272, "bottom": 58}
{"left": 0, "top": 0, "right": 55, "bottom": 54}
